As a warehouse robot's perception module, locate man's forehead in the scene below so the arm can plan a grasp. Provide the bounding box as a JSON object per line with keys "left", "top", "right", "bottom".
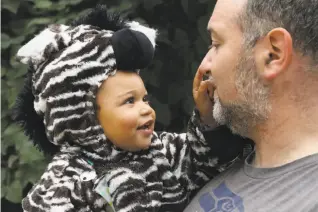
{"left": 210, "top": 0, "right": 245, "bottom": 23}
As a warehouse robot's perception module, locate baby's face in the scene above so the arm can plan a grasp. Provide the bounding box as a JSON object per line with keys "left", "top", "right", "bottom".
{"left": 96, "top": 71, "right": 156, "bottom": 151}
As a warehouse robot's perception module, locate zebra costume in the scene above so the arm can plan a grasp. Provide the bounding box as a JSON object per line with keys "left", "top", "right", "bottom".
{"left": 13, "top": 6, "right": 249, "bottom": 212}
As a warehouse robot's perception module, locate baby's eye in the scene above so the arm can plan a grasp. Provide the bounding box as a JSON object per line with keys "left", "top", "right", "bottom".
{"left": 124, "top": 97, "right": 134, "bottom": 104}
{"left": 143, "top": 94, "right": 150, "bottom": 103}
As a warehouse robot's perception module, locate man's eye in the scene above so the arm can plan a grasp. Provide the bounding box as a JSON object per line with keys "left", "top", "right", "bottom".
{"left": 208, "top": 41, "right": 220, "bottom": 50}
{"left": 124, "top": 97, "right": 134, "bottom": 104}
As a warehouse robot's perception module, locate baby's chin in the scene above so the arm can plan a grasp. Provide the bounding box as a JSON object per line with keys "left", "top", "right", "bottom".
{"left": 139, "top": 138, "right": 152, "bottom": 150}
{"left": 128, "top": 138, "right": 152, "bottom": 152}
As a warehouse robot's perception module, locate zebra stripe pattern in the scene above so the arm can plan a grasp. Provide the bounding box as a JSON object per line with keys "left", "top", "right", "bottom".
{"left": 16, "top": 6, "right": 248, "bottom": 212}
{"left": 16, "top": 21, "right": 156, "bottom": 157}
{"left": 22, "top": 111, "right": 246, "bottom": 212}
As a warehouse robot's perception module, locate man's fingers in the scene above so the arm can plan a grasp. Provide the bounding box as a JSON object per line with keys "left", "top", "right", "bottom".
{"left": 196, "top": 81, "right": 211, "bottom": 102}
{"left": 199, "top": 79, "right": 215, "bottom": 94}
{"left": 206, "top": 80, "right": 216, "bottom": 100}
{"left": 198, "top": 80, "right": 208, "bottom": 94}
{"left": 193, "top": 68, "right": 205, "bottom": 92}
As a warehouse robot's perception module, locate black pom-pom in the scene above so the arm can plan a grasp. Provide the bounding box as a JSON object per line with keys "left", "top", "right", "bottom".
{"left": 71, "top": 4, "right": 155, "bottom": 70}
{"left": 70, "top": 4, "right": 126, "bottom": 31}
{"left": 110, "top": 28, "right": 154, "bottom": 70}
{"left": 12, "top": 68, "right": 59, "bottom": 156}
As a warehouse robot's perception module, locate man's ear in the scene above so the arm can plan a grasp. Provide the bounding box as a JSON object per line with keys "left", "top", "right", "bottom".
{"left": 257, "top": 28, "right": 293, "bottom": 80}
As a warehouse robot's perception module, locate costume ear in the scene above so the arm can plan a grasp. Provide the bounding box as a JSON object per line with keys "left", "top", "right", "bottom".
{"left": 16, "top": 24, "right": 71, "bottom": 66}
{"left": 12, "top": 68, "right": 59, "bottom": 155}
{"left": 110, "top": 27, "right": 156, "bottom": 70}
{"left": 126, "top": 21, "right": 157, "bottom": 48}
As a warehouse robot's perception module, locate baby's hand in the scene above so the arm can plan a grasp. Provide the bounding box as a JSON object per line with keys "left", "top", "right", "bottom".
{"left": 192, "top": 68, "right": 217, "bottom": 127}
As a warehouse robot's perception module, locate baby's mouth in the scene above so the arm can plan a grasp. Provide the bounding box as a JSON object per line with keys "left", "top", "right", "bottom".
{"left": 137, "top": 120, "right": 154, "bottom": 130}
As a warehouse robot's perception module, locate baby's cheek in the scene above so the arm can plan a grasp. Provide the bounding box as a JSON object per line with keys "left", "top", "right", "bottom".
{"left": 118, "top": 113, "right": 138, "bottom": 131}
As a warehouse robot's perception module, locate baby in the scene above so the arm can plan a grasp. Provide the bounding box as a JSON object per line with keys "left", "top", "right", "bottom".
{"left": 14, "top": 6, "right": 247, "bottom": 212}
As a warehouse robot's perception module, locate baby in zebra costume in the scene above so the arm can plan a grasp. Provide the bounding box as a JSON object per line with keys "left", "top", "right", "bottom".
{"left": 13, "top": 5, "right": 249, "bottom": 212}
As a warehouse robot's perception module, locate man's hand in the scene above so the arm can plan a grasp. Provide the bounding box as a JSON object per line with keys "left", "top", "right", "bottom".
{"left": 193, "top": 68, "right": 217, "bottom": 127}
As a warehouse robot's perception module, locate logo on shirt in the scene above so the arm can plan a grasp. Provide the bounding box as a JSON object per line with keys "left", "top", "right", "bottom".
{"left": 199, "top": 182, "right": 244, "bottom": 212}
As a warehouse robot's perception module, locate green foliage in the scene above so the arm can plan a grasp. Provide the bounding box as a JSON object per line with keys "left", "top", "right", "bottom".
{"left": 1, "top": 0, "right": 216, "bottom": 206}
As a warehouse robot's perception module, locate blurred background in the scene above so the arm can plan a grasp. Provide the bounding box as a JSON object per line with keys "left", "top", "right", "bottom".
{"left": 1, "top": 0, "right": 216, "bottom": 211}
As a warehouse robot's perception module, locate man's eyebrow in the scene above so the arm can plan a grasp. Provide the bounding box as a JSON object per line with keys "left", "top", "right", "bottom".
{"left": 207, "top": 26, "right": 221, "bottom": 38}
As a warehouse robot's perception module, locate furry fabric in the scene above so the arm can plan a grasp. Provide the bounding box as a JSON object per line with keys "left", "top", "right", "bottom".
{"left": 14, "top": 5, "right": 250, "bottom": 212}
{"left": 21, "top": 112, "right": 247, "bottom": 212}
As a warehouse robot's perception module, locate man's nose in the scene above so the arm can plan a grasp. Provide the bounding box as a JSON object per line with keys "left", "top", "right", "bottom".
{"left": 199, "top": 54, "right": 212, "bottom": 77}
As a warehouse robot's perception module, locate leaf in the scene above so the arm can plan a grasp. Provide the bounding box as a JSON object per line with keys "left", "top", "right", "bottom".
{"left": 19, "top": 162, "right": 47, "bottom": 184}
{"left": 181, "top": 0, "right": 189, "bottom": 14}
{"left": 1, "top": 168, "right": 7, "bottom": 185}
{"left": 197, "top": 15, "right": 210, "bottom": 44}
{"left": 156, "top": 29, "right": 171, "bottom": 45}
{"left": 1, "top": 185, "right": 7, "bottom": 198}
{"left": 8, "top": 87, "right": 19, "bottom": 109}
{"left": 207, "top": 0, "right": 217, "bottom": 11}
{"left": 3, "top": 124, "right": 21, "bottom": 137}
{"left": 174, "top": 29, "right": 189, "bottom": 50}
{"left": 141, "top": 61, "right": 163, "bottom": 88}
{"left": 9, "top": 20, "right": 28, "bottom": 35}
{"left": 2, "top": 131, "right": 28, "bottom": 154}
{"left": 8, "top": 155, "right": 19, "bottom": 168}
{"left": 143, "top": 0, "right": 162, "bottom": 10}
{"left": 194, "top": 38, "right": 208, "bottom": 58}
{"left": 151, "top": 97, "right": 171, "bottom": 126}
{"left": 182, "top": 95, "right": 195, "bottom": 116}
{"left": 1, "top": 138, "right": 12, "bottom": 154}
{"left": 34, "top": 0, "right": 53, "bottom": 9}
{"left": 167, "top": 83, "right": 185, "bottom": 105}
{"left": 11, "top": 36, "right": 25, "bottom": 47}
{"left": 14, "top": 166, "right": 41, "bottom": 188}
{"left": 1, "top": 117, "right": 9, "bottom": 132}
{"left": 26, "top": 17, "right": 53, "bottom": 29}
{"left": 1, "top": 33, "right": 11, "bottom": 49}
{"left": 64, "top": 0, "right": 83, "bottom": 6}
{"left": 1, "top": 66, "right": 7, "bottom": 77}
{"left": 5, "top": 180, "right": 23, "bottom": 203}
{"left": 19, "top": 143, "right": 45, "bottom": 164}
{"left": 118, "top": 1, "right": 134, "bottom": 11}
{"left": 2, "top": 0, "right": 21, "bottom": 14}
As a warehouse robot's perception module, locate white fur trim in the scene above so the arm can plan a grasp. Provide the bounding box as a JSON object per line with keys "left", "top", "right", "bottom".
{"left": 127, "top": 21, "right": 157, "bottom": 48}
{"left": 34, "top": 96, "right": 47, "bottom": 113}
{"left": 17, "top": 24, "right": 70, "bottom": 65}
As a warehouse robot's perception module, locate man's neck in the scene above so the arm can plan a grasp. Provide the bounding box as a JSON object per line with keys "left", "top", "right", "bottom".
{"left": 250, "top": 106, "right": 318, "bottom": 168}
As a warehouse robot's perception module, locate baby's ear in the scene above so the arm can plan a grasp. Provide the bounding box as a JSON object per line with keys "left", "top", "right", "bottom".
{"left": 16, "top": 24, "right": 71, "bottom": 66}
{"left": 110, "top": 25, "right": 157, "bottom": 70}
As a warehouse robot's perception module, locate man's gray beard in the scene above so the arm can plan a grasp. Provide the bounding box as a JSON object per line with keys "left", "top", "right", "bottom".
{"left": 212, "top": 51, "right": 271, "bottom": 137}
{"left": 213, "top": 95, "right": 227, "bottom": 125}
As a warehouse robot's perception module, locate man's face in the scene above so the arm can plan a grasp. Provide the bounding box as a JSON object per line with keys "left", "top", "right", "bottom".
{"left": 200, "top": 0, "right": 270, "bottom": 136}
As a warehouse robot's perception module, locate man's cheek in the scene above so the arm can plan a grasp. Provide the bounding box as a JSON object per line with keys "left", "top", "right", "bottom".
{"left": 219, "top": 83, "right": 237, "bottom": 102}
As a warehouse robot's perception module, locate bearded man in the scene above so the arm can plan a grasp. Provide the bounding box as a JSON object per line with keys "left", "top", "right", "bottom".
{"left": 186, "top": 0, "right": 318, "bottom": 211}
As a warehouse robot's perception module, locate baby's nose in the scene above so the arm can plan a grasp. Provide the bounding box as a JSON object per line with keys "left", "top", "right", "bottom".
{"left": 140, "top": 105, "right": 152, "bottom": 115}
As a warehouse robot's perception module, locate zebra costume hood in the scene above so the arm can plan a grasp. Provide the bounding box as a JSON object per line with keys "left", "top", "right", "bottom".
{"left": 13, "top": 5, "right": 157, "bottom": 160}
{"left": 14, "top": 6, "right": 251, "bottom": 212}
